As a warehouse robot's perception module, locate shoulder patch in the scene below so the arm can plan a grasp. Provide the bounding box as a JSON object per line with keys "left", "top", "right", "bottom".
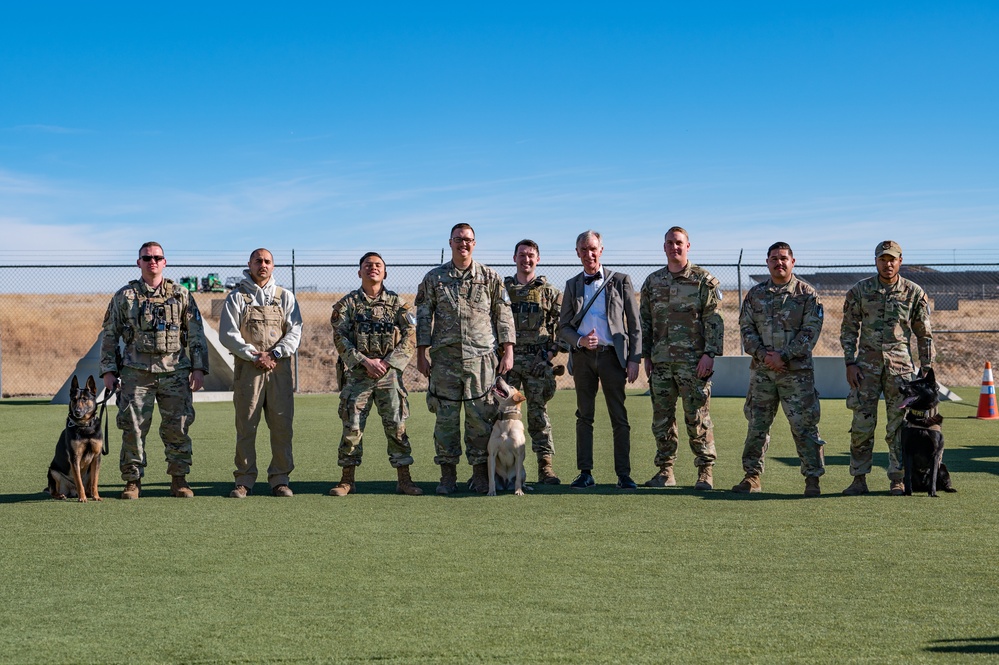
{"left": 817, "top": 304, "right": 824, "bottom": 320}
{"left": 406, "top": 311, "right": 417, "bottom": 326}
{"left": 715, "top": 287, "right": 723, "bottom": 301}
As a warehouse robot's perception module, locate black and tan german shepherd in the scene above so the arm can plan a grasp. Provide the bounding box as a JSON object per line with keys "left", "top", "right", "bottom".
{"left": 898, "top": 368, "right": 956, "bottom": 497}
{"left": 46, "top": 375, "right": 103, "bottom": 502}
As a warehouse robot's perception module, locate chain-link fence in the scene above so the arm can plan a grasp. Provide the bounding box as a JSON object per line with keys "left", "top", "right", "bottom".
{"left": 2, "top": 260, "right": 997, "bottom": 396}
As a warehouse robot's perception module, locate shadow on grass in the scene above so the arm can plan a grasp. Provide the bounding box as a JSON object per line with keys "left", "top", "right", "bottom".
{"left": 774, "top": 444, "right": 999, "bottom": 478}
{"left": 0, "top": 399, "right": 51, "bottom": 406}
{"left": 925, "top": 637, "right": 999, "bottom": 655}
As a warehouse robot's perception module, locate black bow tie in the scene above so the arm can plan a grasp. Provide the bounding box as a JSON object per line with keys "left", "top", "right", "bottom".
{"left": 584, "top": 272, "right": 602, "bottom": 285}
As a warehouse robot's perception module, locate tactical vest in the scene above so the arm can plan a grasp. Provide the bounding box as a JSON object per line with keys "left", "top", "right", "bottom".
{"left": 128, "top": 279, "right": 186, "bottom": 355}
{"left": 351, "top": 292, "right": 401, "bottom": 359}
{"left": 239, "top": 286, "right": 286, "bottom": 354}
{"left": 504, "top": 276, "right": 547, "bottom": 347}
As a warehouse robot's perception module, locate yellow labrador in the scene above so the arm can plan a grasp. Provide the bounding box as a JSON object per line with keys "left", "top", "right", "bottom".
{"left": 488, "top": 377, "right": 528, "bottom": 496}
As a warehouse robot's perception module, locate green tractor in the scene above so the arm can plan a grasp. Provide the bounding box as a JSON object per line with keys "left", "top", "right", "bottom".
{"left": 201, "top": 273, "right": 225, "bottom": 293}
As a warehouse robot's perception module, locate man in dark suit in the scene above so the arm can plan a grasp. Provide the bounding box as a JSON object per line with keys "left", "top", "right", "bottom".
{"left": 558, "top": 230, "right": 642, "bottom": 490}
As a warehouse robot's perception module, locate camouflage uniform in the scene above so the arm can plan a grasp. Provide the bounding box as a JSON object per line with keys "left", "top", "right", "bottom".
{"left": 841, "top": 275, "right": 933, "bottom": 480}
{"left": 416, "top": 260, "right": 515, "bottom": 466}
{"left": 99, "top": 279, "right": 209, "bottom": 481}
{"left": 740, "top": 276, "right": 826, "bottom": 477}
{"left": 640, "top": 263, "right": 723, "bottom": 469}
{"left": 504, "top": 276, "right": 563, "bottom": 459}
{"left": 332, "top": 287, "right": 417, "bottom": 468}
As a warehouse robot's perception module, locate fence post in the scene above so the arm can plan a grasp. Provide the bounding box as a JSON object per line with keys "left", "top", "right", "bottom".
{"left": 292, "top": 249, "right": 298, "bottom": 393}
{"left": 737, "top": 249, "right": 744, "bottom": 355}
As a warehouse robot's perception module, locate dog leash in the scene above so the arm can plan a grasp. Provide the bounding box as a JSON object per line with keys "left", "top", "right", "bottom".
{"left": 96, "top": 386, "right": 119, "bottom": 456}
{"left": 428, "top": 385, "right": 492, "bottom": 402}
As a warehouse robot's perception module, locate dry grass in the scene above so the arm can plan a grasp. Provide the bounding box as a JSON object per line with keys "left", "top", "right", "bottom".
{"left": 1, "top": 291, "right": 994, "bottom": 396}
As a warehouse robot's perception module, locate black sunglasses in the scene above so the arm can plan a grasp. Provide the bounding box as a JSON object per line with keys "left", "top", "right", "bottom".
{"left": 140, "top": 255, "right": 166, "bottom": 262}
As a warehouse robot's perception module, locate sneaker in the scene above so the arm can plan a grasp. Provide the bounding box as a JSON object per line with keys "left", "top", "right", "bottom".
{"left": 229, "top": 485, "right": 250, "bottom": 499}
{"left": 570, "top": 471, "right": 596, "bottom": 489}
{"left": 616, "top": 474, "right": 637, "bottom": 491}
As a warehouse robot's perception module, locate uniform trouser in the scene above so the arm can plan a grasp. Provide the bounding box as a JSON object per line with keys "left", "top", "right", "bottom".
{"left": 426, "top": 348, "right": 496, "bottom": 466}
{"left": 338, "top": 367, "right": 413, "bottom": 468}
{"left": 649, "top": 361, "right": 716, "bottom": 469}
{"left": 232, "top": 358, "right": 295, "bottom": 488}
{"left": 847, "top": 367, "right": 909, "bottom": 480}
{"left": 117, "top": 367, "right": 195, "bottom": 481}
{"left": 571, "top": 347, "right": 631, "bottom": 477}
{"left": 506, "top": 353, "right": 556, "bottom": 458}
{"left": 742, "top": 367, "right": 825, "bottom": 478}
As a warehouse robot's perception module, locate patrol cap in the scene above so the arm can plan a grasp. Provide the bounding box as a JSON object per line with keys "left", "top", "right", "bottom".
{"left": 876, "top": 240, "right": 902, "bottom": 258}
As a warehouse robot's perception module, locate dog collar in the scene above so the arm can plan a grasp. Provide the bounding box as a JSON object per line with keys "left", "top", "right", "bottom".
{"left": 496, "top": 410, "right": 521, "bottom": 421}
{"left": 907, "top": 407, "right": 938, "bottom": 419}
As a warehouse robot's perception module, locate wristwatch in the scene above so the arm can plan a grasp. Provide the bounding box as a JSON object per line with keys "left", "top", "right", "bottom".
{"left": 272, "top": 348, "right": 283, "bottom": 359}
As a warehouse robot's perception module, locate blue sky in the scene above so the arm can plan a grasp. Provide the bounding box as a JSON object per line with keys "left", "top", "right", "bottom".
{"left": 1, "top": 2, "right": 997, "bottom": 267}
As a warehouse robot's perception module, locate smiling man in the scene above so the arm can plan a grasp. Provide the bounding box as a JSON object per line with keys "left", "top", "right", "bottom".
{"left": 736, "top": 242, "right": 826, "bottom": 496}
{"left": 415, "top": 224, "right": 515, "bottom": 495}
{"left": 219, "top": 248, "right": 303, "bottom": 498}
{"left": 329, "top": 252, "right": 421, "bottom": 497}
{"left": 504, "top": 239, "right": 564, "bottom": 484}
{"left": 639, "top": 226, "right": 723, "bottom": 490}
{"left": 558, "top": 230, "right": 641, "bottom": 490}
{"left": 99, "top": 241, "right": 209, "bottom": 499}
{"left": 840, "top": 240, "right": 934, "bottom": 496}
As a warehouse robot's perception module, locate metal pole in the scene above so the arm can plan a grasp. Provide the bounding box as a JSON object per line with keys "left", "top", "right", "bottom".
{"left": 441, "top": 248, "right": 445, "bottom": 264}
{"left": 737, "top": 249, "right": 744, "bottom": 355}
{"left": 292, "top": 249, "right": 299, "bottom": 393}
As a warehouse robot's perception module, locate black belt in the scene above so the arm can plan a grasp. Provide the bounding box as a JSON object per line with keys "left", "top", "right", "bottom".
{"left": 579, "top": 344, "right": 614, "bottom": 353}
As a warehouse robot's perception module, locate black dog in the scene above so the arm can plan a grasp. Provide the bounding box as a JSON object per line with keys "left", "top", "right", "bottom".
{"left": 46, "top": 375, "right": 104, "bottom": 502}
{"left": 898, "top": 368, "right": 956, "bottom": 497}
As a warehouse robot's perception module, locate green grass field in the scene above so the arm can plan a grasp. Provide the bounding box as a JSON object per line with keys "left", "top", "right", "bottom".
{"left": 2, "top": 388, "right": 998, "bottom": 664}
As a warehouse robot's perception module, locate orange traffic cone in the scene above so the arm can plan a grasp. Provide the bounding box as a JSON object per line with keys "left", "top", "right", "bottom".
{"left": 976, "top": 362, "right": 999, "bottom": 419}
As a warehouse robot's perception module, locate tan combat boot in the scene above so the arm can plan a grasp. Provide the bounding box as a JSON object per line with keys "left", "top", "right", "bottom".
{"left": 889, "top": 478, "right": 905, "bottom": 496}
{"left": 396, "top": 466, "right": 423, "bottom": 495}
{"left": 329, "top": 465, "right": 356, "bottom": 497}
{"left": 804, "top": 476, "right": 821, "bottom": 497}
{"left": 842, "top": 474, "right": 869, "bottom": 495}
{"left": 731, "top": 474, "right": 761, "bottom": 493}
{"left": 436, "top": 463, "right": 458, "bottom": 495}
{"left": 121, "top": 479, "right": 141, "bottom": 500}
{"left": 538, "top": 455, "right": 561, "bottom": 485}
{"left": 468, "top": 462, "right": 489, "bottom": 494}
{"left": 694, "top": 465, "right": 713, "bottom": 491}
{"left": 170, "top": 476, "right": 194, "bottom": 498}
{"left": 644, "top": 465, "right": 676, "bottom": 487}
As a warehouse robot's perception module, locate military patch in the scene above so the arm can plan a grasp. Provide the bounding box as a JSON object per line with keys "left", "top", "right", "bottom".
{"left": 331, "top": 305, "right": 343, "bottom": 323}
{"left": 406, "top": 311, "right": 417, "bottom": 326}
{"left": 414, "top": 291, "right": 425, "bottom": 305}
{"left": 502, "top": 289, "right": 511, "bottom": 304}
{"left": 817, "top": 304, "right": 824, "bottom": 319}
{"left": 716, "top": 287, "right": 724, "bottom": 301}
